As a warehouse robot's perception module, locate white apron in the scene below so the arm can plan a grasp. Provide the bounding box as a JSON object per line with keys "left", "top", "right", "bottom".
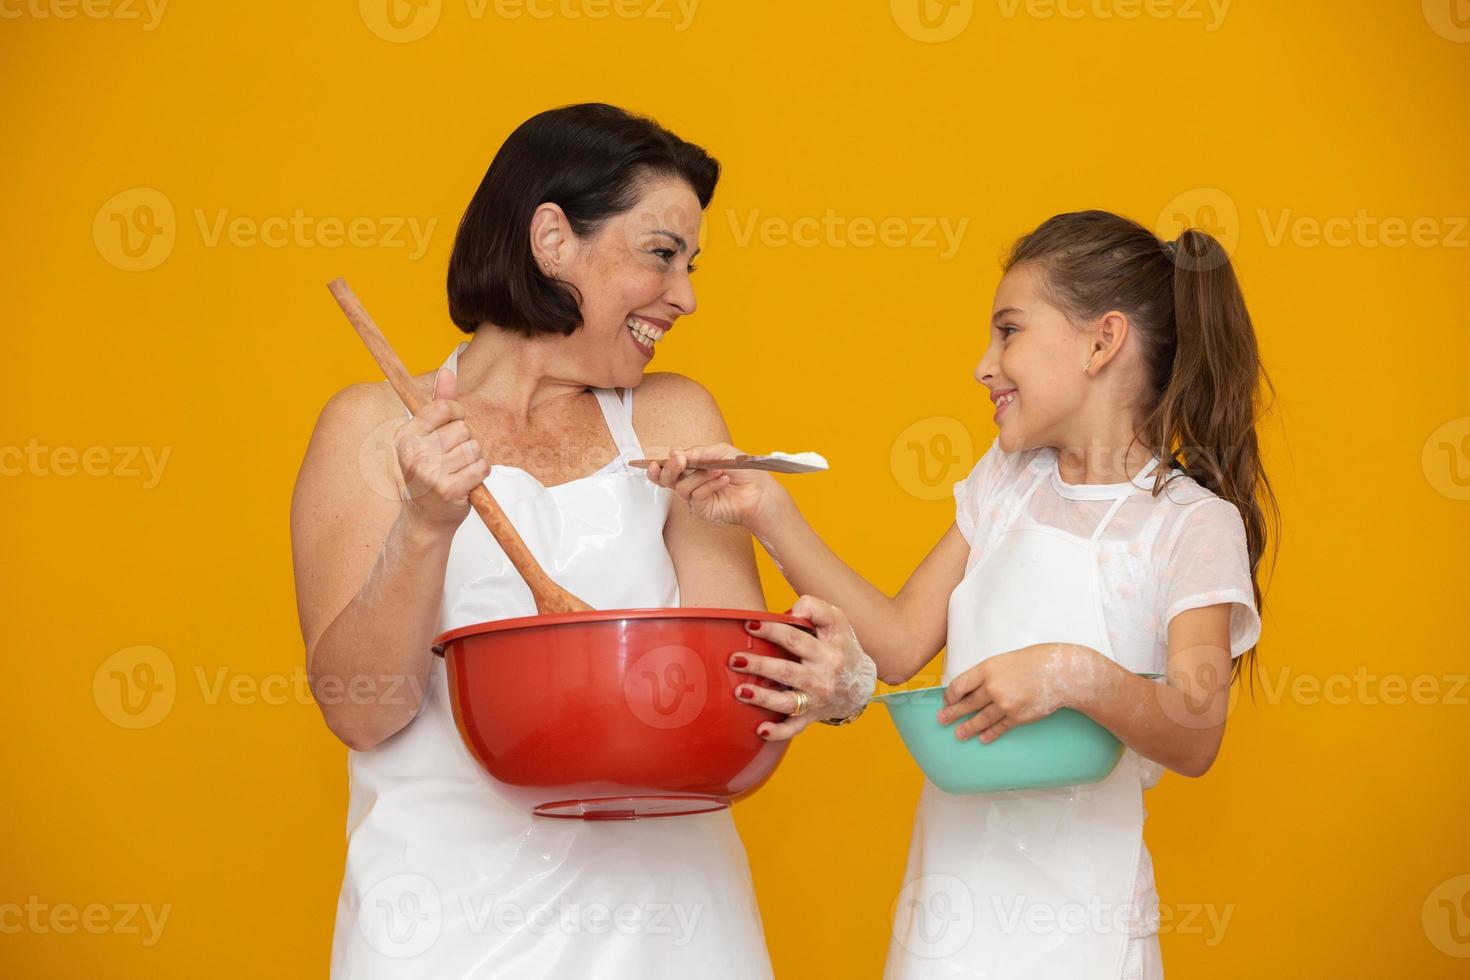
{"left": 886, "top": 459, "right": 1161, "bottom": 979}
{"left": 330, "top": 342, "right": 773, "bottom": 979}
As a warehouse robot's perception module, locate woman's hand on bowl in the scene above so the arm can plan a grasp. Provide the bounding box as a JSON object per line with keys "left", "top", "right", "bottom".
{"left": 646, "top": 443, "right": 778, "bottom": 528}
{"left": 729, "top": 594, "right": 878, "bottom": 741}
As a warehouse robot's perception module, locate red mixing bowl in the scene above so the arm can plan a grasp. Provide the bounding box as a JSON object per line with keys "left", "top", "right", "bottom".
{"left": 431, "top": 608, "right": 813, "bottom": 820}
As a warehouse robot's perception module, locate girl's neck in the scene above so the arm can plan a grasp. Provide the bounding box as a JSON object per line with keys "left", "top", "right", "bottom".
{"left": 1052, "top": 421, "right": 1154, "bottom": 486}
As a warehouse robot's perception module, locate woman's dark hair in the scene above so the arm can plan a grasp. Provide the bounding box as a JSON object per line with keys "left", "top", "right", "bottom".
{"left": 447, "top": 103, "right": 720, "bottom": 337}
{"left": 1005, "top": 210, "right": 1279, "bottom": 685}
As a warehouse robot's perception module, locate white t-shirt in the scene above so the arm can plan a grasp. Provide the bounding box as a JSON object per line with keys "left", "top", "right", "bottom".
{"left": 952, "top": 439, "right": 1261, "bottom": 673}
{"left": 950, "top": 439, "right": 1261, "bottom": 936}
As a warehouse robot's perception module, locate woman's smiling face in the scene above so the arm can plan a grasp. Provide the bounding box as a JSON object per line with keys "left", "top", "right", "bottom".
{"left": 549, "top": 176, "right": 704, "bottom": 389}
{"left": 975, "top": 262, "right": 1096, "bottom": 452}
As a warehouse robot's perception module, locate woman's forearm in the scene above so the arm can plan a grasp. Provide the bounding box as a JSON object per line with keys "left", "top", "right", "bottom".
{"left": 308, "top": 510, "right": 454, "bottom": 750}
{"left": 748, "top": 489, "right": 920, "bottom": 679}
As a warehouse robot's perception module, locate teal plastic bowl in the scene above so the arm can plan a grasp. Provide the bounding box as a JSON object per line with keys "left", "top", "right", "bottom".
{"left": 873, "top": 677, "right": 1160, "bottom": 793}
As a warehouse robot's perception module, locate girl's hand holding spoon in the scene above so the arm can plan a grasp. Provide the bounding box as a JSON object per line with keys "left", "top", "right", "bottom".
{"left": 647, "top": 443, "right": 786, "bottom": 530}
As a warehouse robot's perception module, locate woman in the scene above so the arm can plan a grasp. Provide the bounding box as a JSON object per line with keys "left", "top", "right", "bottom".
{"left": 290, "top": 103, "right": 873, "bottom": 978}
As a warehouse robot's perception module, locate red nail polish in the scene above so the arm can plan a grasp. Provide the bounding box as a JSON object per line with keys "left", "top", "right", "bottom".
{"left": 737, "top": 687, "right": 753, "bottom": 699}
{"left": 731, "top": 655, "right": 748, "bottom": 669}
{"left": 746, "top": 620, "right": 761, "bottom": 631}
{"left": 757, "top": 727, "right": 770, "bottom": 739}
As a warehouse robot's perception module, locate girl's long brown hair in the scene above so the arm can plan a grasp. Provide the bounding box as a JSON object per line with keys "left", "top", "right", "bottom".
{"left": 1005, "top": 210, "right": 1278, "bottom": 684}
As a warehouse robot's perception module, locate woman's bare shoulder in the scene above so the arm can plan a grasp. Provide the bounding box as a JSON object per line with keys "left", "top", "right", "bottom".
{"left": 630, "top": 372, "right": 729, "bottom": 452}
{"left": 297, "top": 371, "right": 440, "bottom": 495}
{"left": 314, "top": 370, "right": 438, "bottom": 437}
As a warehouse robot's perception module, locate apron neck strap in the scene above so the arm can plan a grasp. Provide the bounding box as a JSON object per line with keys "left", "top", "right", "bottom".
{"left": 1089, "top": 455, "right": 1161, "bottom": 543}
{"left": 1007, "top": 460, "right": 1053, "bottom": 528}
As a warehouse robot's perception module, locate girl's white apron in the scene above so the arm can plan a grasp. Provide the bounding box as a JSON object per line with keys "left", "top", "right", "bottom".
{"left": 330, "top": 342, "right": 773, "bottom": 979}
{"left": 886, "top": 459, "right": 1162, "bottom": 979}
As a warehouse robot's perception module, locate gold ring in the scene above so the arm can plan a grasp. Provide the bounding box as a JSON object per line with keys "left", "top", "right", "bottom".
{"left": 789, "top": 689, "right": 810, "bottom": 718}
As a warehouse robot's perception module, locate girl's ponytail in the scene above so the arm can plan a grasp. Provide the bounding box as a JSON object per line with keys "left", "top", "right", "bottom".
{"left": 1145, "top": 229, "right": 1278, "bottom": 682}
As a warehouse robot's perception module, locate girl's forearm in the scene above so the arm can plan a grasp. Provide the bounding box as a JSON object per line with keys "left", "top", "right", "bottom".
{"left": 748, "top": 489, "right": 916, "bottom": 676}
{"left": 1064, "top": 646, "right": 1225, "bottom": 778}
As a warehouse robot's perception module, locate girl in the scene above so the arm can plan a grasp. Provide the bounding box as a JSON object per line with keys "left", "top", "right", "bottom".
{"left": 647, "top": 210, "right": 1274, "bottom": 978}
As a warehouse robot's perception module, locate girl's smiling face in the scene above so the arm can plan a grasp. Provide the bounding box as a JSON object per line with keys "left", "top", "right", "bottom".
{"left": 543, "top": 176, "right": 704, "bottom": 389}
{"left": 975, "top": 263, "right": 1099, "bottom": 452}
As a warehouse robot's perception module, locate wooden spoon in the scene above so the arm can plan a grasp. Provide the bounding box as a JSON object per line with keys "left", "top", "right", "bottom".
{"left": 327, "top": 278, "right": 593, "bottom": 615}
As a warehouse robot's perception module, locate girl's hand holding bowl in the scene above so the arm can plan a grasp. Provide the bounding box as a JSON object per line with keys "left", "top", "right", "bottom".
{"left": 938, "top": 643, "right": 1084, "bottom": 743}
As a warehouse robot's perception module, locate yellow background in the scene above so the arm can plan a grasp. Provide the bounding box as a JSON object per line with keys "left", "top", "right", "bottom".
{"left": 4, "top": 0, "right": 1469, "bottom": 975}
